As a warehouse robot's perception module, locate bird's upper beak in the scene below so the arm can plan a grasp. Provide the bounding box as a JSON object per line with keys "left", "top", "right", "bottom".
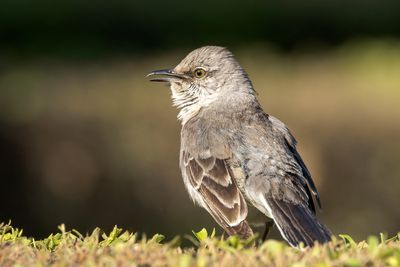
{"left": 147, "top": 69, "right": 189, "bottom": 82}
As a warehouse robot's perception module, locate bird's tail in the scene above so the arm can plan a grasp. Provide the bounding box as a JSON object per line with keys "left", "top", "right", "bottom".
{"left": 267, "top": 198, "right": 331, "bottom": 247}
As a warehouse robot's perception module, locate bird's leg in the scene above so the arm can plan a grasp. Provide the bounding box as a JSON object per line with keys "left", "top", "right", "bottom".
{"left": 261, "top": 221, "right": 275, "bottom": 242}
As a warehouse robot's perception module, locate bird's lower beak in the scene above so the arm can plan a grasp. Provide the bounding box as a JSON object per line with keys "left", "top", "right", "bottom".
{"left": 147, "top": 69, "right": 188, "bottom": 82}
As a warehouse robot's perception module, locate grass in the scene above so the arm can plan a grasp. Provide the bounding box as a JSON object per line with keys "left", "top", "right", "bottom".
{"left": 1, "top": 222, "right": 399, "bottom": 266}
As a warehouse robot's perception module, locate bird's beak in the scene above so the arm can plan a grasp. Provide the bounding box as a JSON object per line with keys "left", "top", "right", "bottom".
{"left": 146, "top": 69, "right": 188, "bottom": 82}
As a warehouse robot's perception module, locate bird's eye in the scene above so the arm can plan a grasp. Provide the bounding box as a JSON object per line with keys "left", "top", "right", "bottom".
{"left": 193, "top": 68, "right": 207, "bottom": 79}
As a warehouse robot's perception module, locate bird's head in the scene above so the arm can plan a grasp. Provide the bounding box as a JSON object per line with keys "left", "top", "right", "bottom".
{"left": 147, "top": 46, "right": 254, "bottom": 122}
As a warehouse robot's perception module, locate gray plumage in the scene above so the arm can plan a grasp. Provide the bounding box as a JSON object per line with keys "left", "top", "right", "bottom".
{"left": 147, "top": 46, "right": 331, "bottom": 247}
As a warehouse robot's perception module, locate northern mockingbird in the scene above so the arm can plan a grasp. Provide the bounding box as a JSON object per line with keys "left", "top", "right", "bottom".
{"left": 147, "top": 46, "right": 331, "bottom": 247}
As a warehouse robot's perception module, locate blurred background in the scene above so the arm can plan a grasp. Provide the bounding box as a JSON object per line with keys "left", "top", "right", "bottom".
{"left": 1, "top": 0, "right": 399, "bottom": 242}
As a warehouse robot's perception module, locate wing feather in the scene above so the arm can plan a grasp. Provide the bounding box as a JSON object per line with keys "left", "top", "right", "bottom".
{"left": 269, "top": 115, "right": 322, "bottom": 211}
{"left": 184, "top": 151, "right": 248, "bottom": 228}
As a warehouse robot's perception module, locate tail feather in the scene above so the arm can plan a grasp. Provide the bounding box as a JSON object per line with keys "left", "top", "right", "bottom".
{"left": 268, "top": 198, "right": 331, "bottom": 247}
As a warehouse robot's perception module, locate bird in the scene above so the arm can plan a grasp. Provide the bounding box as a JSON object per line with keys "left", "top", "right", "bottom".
{"left": 147, "top": 46, "right": 332, "bottom": 247}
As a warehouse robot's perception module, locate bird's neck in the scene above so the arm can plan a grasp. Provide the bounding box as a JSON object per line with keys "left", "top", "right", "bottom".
{"left": 177, "top": 103, "right": 202, "bottom": 125}
{"left": 178, "top": 90, "right": 260, "bottom": 126}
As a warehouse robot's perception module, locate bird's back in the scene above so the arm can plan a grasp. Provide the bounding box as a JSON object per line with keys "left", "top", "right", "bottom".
{"left": 226, "top": 107, "right": 332, "bottom": 246}
{"left": 182, "top": 104, "right": 331, "bottom": 246}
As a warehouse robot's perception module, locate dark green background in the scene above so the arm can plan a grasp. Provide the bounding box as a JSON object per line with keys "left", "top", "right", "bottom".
{"left": 1, "top": 0, "right": 400, "bottom": 242}
{"left": 1, "top": 0, "right": 400, "bottom": 58}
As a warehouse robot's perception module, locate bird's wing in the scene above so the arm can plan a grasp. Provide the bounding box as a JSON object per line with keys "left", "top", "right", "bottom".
{"left": 181, "top": 150, "right": 252, "bottom": 238}
{"left": 268, "top": 115, "right": 322, "bottom": 211}
{"left": 243, "top": 115, "right": 331, "bottom": 247}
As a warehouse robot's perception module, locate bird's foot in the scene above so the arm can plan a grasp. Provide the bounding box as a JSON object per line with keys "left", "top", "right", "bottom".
{"left": 261, "top": 221, "right": 275, "bottom": 242}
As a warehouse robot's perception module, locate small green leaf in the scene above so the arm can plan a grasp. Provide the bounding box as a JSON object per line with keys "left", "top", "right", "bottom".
{"left": 210, "top": 228, "right": 216, "bottom": 238}
{"left": 150, "top": 233, "right": 165, "bottom": 243}
{"left": 72, "top": 229, "right": 85, "bottom": 240}
{"left": 58, "top": 224, "right": 66, "bottom": 234}
{"left": 192, "top": 228, "right": 208, "bottom": 242}
{"left": 339, "top": 234, "right": 357, "bottom": 248}
{"left": 109, "top": 226, "right": 122, "bottom": 241}
{"left": 227, "top": 235, "right": 240, "bottom": 248}
{"left": 99, "top": 226, "right": 124, "bottom": 246}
